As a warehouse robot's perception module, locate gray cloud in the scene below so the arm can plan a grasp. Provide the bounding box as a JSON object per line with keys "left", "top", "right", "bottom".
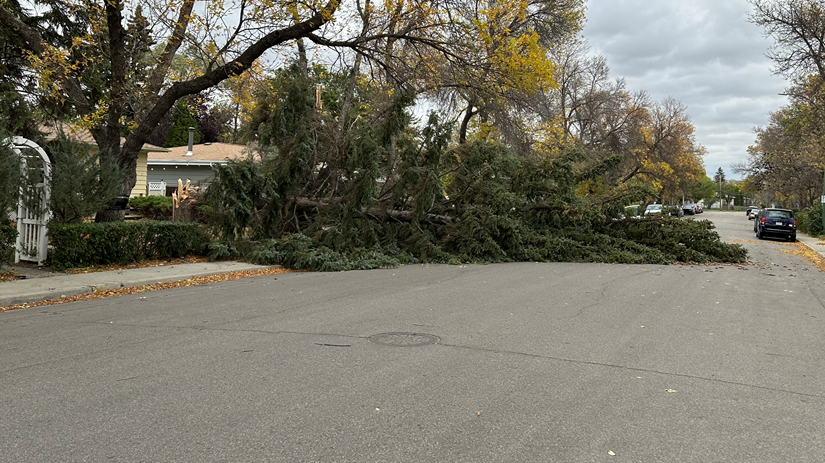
{"left": 583, "top": 0, "right": 788, "bottom": 178}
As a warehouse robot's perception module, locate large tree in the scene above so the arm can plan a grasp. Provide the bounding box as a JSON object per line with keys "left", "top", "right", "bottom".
{"left": 746, "top": 1, "right": 825, "bottom": 207}
{"left": 0, "top": 0, "right": 342, "bottom": 220}
{"left": 749, "top": 0, "right": 825, "bottom": 83}
{"left": 1, "top": 0, "right": 585, "bottom": 220}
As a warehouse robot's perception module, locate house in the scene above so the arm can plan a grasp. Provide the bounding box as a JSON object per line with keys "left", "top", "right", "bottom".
{"left": 38, "top": 121, "right": 169, "bottom": 198}
{"left": 146, "top": 142, "right": 252, "bottom": 196}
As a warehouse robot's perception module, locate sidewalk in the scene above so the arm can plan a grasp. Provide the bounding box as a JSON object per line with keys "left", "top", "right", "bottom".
{"left": 0, "top": 261, "right": 276, "bottom": 308}
{"left": 796, "top": 232, "right": 825, "bottom": 259}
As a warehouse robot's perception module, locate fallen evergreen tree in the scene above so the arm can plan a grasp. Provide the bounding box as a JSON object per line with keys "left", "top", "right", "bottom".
{"left": 203, "top": 80, "right": 747, "bottom": 271}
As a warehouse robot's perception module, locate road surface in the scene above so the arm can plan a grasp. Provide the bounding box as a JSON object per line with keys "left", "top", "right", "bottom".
{"left": 1, "top": 211, "right": 824, "bottom": 462}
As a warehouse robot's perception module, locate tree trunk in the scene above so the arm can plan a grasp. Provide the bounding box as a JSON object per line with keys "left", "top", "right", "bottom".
{"left": 94, "top": 149, "right": 138, "bottom": 222}
{"left": 459, "top": 101, "right": 477, "bottom": 144}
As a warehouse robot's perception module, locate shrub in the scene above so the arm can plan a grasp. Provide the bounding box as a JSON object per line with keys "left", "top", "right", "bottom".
{"left": 48, "top": 221, "right": 209, "bottom": 269}
{"left": 0, "top": 224, "right": 16, "bottom": 266}
{"left": 797, "top": 206, "right": 824, "bottom": 236}
{"left": 48, "top": 135, "right": 124, "bottom": 223}
{"left": 0, "top": 134, "right": 22, "bottom": 224}
{"left": 129, "top": 195, "right": 174, "bottom": 220}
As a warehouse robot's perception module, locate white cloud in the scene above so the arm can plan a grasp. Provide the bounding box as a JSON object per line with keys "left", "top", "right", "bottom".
{"left": 583, "top": 0, "right": 789, "bottom": 178}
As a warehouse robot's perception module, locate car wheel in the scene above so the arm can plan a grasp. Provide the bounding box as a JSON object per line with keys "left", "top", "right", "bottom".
{"left": 789, "top": 235, "right": 796, "bottom": 242}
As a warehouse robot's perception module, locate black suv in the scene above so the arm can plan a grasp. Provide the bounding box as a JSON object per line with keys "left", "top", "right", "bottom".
{"left": 754, "top": 208, "right": 796, "bottom": 241}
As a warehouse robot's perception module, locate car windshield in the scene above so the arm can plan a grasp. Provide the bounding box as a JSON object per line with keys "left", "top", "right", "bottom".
{"left": 647, "top": 205, "right": 662, "bottom": 210}
{"left": 765, "top": 210, "right": 792, "bottom": 219}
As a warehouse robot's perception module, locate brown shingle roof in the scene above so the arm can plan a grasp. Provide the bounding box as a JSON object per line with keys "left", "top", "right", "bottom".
{"left": 150, "top": 142, "right": 253, "bottom": 162}
{"left": 37, "top": 121, "right": 169, "bottom": 152}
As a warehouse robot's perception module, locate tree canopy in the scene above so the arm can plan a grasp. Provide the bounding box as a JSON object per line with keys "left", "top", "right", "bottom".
{"left": 744, "top": 0, "right": 825, "bottom": 208}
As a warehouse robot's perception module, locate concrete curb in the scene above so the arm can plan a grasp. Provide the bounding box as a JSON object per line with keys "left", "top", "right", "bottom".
{"left": 0, "top": 261, "right": 277, "bottom": 307}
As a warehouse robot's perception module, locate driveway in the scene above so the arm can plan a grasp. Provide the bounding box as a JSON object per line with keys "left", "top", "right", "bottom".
{"left": 2, "top": 212, "right": 824, "bottom": 462}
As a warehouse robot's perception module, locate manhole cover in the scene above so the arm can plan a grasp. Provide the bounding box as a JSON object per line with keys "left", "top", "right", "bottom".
{"left": 368, "top": 332, "right": 440, "bottom": 347}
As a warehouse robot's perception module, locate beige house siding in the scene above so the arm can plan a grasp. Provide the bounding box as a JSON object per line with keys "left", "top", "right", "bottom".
{"left": 131, "top": 151, "right": 148, "bottom": 197}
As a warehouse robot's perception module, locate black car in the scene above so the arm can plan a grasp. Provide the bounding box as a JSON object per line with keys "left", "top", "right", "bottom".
{"left": 754, "top": 208, "right": 796, "bottom": 241}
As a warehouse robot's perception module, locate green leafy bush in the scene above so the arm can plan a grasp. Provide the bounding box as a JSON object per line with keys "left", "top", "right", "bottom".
{"left": 0, "top": 224, "right": 16, "bottom": 266}
{"left": 129, "top": 195, "right": 173, "bottom": 220}
{"left": 48, "top": 221, "right": 209, "bottom": 269}
{"left": 797, "top": 206, "right": 824, "bottom": 236}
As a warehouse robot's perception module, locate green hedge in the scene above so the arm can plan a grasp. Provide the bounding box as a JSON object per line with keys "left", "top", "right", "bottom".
{"left": 48, "top": 221, "right": 209, "bottom": 269}
{"left": 128, "top": 196, "right": 173, "bottom": 220}
{"left": 797, "top": 206, "right": 824, "bottom": 237}
{"left": 1, "top": 224, "right": 16, "bottom": 266}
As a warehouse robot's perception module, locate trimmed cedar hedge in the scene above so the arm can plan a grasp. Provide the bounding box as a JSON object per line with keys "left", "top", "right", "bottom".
{"left": 1, "top": 224, "right": 16, "bottom": 266}
{"left": 48, "top": 221, "right": 209, "bottom": 269}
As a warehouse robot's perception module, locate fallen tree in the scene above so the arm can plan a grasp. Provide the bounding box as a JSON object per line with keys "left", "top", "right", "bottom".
{"left": 202, "top": 93, "right": 747, "bottom": 270}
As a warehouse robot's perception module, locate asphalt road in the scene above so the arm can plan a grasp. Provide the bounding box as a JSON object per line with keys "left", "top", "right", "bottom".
{"left": 2, "top": 211, "right": 824, "bottom": 462}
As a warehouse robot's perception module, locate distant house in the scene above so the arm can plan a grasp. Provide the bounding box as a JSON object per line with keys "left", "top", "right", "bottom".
{"left": 38, "top": 121, "right": 169, "bottom": 198}
{"left": 146, "top": 142, "right": 252, "bottom": 196}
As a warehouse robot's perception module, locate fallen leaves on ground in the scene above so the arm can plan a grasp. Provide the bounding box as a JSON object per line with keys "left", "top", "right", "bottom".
{"left": 778, "top": 243, "right": 825, "bottom": 273}
{"left": 64, "top": 255, "right": 210, "bottom": 274}
{"left": 0, "top": 267, "right": 294, "bottom": 313}
{"left": 0, "top": 272, "right": 14, "bottom": 282}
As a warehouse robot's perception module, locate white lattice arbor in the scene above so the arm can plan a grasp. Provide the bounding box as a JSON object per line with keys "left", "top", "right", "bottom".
{"left": 9, "top": 137, "right": 51, "bottom": 265}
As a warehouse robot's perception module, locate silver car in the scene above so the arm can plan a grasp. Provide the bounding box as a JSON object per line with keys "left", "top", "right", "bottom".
{"left": 644, "top": 204, "right": 663, "bottom": 216}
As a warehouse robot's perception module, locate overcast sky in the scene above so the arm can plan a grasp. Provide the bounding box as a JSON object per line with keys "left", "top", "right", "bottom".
{"left": 582, "top": 0, "right": 789, "bottom": 179}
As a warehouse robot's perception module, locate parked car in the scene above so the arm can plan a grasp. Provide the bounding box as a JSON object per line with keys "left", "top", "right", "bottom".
{"left": 748, "top": 208, "right": 760, "bottom": 220}
{"left": 681, "top": 204, "right": 695, "bottom": 215}
{"left": 746, "top": 205, "right": 759, "bottom": 217}
{"left": 754, "top": 208, "right": 796, "bottom": 241}
{"left": 644, "top": 204, "right": 663, "bottom": 216}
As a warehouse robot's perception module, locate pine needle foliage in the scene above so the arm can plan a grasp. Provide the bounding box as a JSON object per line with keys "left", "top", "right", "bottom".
{"left": 204, "top": 156, "right": 279, "bottom": 241}
{"left": 0, "top": 133, "right": 22, "bottom": 225}
{"left": 48, "top": 136, "right": 124, "bottom": 223}
{"left": 203, "top": 69, "right": 748, "bottom": 271}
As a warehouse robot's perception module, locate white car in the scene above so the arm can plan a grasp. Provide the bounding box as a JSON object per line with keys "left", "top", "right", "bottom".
{"left": 644, "top": 204, "right": 663, "bottom": 216}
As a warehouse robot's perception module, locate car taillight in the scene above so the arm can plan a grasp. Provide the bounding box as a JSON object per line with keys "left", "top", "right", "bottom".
{"left": 793, "top": 220, "right": 797, "bottom": 227}
{"left": 761, "top": 217, "right": 765, "bottom": 224}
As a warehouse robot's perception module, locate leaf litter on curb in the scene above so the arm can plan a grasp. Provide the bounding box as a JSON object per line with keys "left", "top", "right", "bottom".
{"left": 0, "top": 267, "right": 294, "bottom": 313}
{"left": 777, "top": 243, "right": 825, "bottom": 273}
